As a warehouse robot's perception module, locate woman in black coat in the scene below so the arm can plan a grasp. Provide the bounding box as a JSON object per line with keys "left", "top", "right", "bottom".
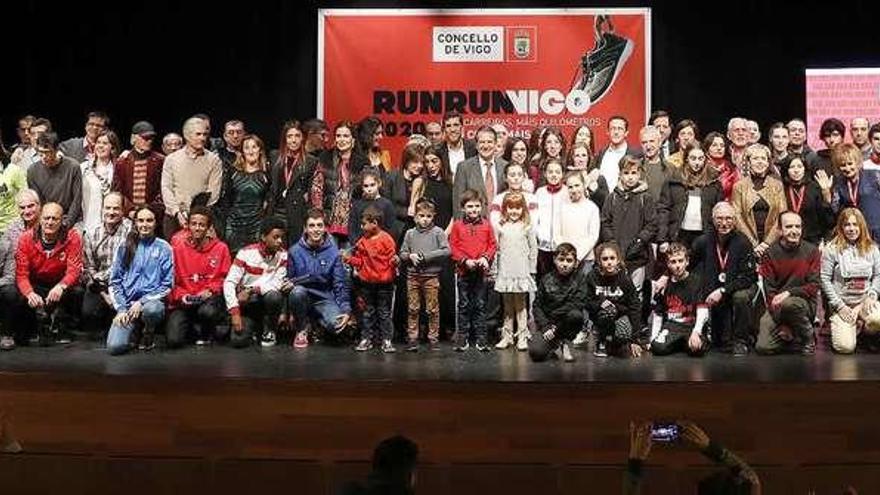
{"left": 657, "top": 143, "right": 724, "bottom": 250}
{"left": 267, "top": 120, "right": 319, "bottom": 242}
{"left": 778, "top": 154, "right": 834, "bottom": 244}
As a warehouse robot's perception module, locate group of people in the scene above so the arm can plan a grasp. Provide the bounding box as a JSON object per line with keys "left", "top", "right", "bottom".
{"left": 0, "top": 109, "right": 879, "bottom": 360}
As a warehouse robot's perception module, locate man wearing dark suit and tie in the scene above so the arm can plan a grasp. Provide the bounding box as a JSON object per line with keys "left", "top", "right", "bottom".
{"left": 452, "top": 126, "right": 508, "bottom": 219}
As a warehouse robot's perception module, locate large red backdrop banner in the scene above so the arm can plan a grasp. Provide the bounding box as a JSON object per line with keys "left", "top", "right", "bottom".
{"left": 319, "top": 8, "right": 651, "bottom": 164}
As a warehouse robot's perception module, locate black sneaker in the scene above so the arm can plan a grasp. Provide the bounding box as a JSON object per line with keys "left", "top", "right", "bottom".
{"left": 733, "top": 342, "right": 749, "bottom": 357}
{"left": 406, "top": 342, "right": 419, "bottom": 352}
{"left": 429, "top": 341, "right": 442, "bottom": 352}
{"left": 574, "top": 16, "right": 634, "bottom": 104}
{"left": 593, "top": 340, "right": 608, "bottom": 358}
{"left": 475, "top": 341, "right": 490, "bottom": 352}
{"left": 801, "top": 341, "right": 816, "bottom": 356}
{"left": 453, "top": 341, "right": 470, "bottom": 352}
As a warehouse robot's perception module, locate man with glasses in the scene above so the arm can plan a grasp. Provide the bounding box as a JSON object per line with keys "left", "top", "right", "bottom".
{"left": 27, "top": 132, "right": 83, "bottom": 227}
{"left": 112, "top": 121, "right": 166, "bottom": 222}
{"left": 59, "top": 111, "right": 110, "bottom": 163}
{"left": 688, "top": 202, "right": 759, "bottom": 356}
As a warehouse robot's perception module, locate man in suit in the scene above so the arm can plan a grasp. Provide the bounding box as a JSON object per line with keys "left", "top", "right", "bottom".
{"left": 452, "top": 125, "right": 507, "bottom": 218}
{"left": 439, "top": 110, "right": 477, "bottom": 179}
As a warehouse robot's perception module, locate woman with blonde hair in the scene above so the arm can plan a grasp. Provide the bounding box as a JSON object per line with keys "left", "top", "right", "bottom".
{"left": 730, "top": 144, "right": 786, "bottom": 258}
{"left": 821, "top": 207, "right": 880, "bottom": 354}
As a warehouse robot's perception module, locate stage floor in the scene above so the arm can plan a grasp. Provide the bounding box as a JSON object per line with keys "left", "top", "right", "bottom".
{"left": 1, "top": 341, "right": 879, "bottom": 382}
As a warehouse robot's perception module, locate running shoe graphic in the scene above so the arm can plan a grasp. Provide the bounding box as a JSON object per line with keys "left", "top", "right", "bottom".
{"left": 570, "top": 15, "right": 634, "bottom": 105}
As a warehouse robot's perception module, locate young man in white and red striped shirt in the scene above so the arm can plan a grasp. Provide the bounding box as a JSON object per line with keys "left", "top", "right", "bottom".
{"left": 223, "top": 217, "right": 292, "bottom": 348}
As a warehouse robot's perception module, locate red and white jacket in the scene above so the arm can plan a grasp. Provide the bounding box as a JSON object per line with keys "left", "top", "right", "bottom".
{"left": 223, "top": 242, "right": 287, "bottom": 315}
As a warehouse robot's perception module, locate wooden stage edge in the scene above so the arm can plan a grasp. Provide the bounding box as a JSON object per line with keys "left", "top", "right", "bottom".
{"left": 2, "top": 372, "right": 880, "bottom": 494}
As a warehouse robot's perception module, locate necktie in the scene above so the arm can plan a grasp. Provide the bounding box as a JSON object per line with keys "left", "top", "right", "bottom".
{"left": 484, "top": 162, "right": 495, "bottom": 200}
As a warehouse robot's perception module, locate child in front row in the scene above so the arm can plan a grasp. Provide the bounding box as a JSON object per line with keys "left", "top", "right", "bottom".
{"left": 528, "top": 243, "right": 588, "bottom": 363}
{"left": 398, "top": 198, "right": 450, "bottom": 352}
{"left": 650, "top": 242, "right": 710, "bottom": 357}
{"left": 493, "top": 191, "right": 538, "bottom": 351}
{"left": 343, "top": 206, "right": 398, "bottom": 353}
{"left": 585, "top": 242, "right": 643, "bottom": 358}
{"left": 450, "top": 189, "right": 497, "bottom": 352}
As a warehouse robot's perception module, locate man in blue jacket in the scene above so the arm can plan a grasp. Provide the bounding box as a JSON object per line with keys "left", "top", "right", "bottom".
{"left": 288, "top": 208, "right": 352, "bottom": 348}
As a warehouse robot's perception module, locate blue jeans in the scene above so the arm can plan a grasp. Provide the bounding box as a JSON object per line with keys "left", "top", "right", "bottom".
{"left": 106, "top": 299, "right": 165, "bottom": 355}
{"left": 288, "top": 286, "right": 344, "bottom": 333}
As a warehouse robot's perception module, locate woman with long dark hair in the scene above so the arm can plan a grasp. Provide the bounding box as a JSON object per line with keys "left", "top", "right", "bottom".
{"left": 220, "top": 134, "right": 270, "bottom": 253}
{"left": 107, "top": 206, "right": 173, "bottom": 354}
{"left": 383, "top": 144, "right": 424, "bottom": 241}
{"left": 778, "top": 154, "right": 833, "bottom": 245}
{"left": 657, "top": 143, "right": 724, "bottom": 250}
{"left": 703, "top": 131, "right": 738, "bottom": 201}
{"left": 267, "top": 120, "right": 319, "bottom": 242}
{"left": 410, "top": 144, "right": 454, "bottom": 232}
{"left": 81, "top": 130, "right": 120, "bottom": 232}
{"left": 313, "top": 120, "right": 371, "bottom": 245}
{"left": 357, "top": 116, "right": 392, "bottom": 171}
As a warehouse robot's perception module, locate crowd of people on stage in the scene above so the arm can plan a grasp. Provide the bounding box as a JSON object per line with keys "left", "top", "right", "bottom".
{"left": 0, "top": 109, "right": 879, "bottom": 360}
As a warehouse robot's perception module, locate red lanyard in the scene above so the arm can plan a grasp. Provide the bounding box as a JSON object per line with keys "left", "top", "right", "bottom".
{"left": 848, "top": 179, "right": 860, "bottom": 207}
{"left": 787, "top": 185, "right": 805, "bottom": 214}
{"left": 284, "top": 155, "right": 299, "bottom": 185}
{"left": 715, "top": 242, "right": 729, "bottom": 271}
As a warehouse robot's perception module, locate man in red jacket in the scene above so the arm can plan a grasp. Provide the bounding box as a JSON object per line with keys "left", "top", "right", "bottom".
{"left": 14, "top": 202, "right": 83, "bottom": 345}
{"left": 166, "top": 206, "right": 232, "bottom": 348}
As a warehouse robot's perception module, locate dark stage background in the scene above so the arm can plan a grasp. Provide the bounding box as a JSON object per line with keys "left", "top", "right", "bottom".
{"left": 3, "top": 0, "right": 879, "bottom": 150}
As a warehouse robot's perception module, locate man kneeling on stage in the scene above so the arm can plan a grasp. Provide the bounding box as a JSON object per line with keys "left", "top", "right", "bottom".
{"left": 287, "top": 208, "right": 352, "bottom": 348}
{"left": 650, "top": 242, "right": 710, "bottom": 356}
{"left": 224, "top": 217, "right": 291, "bottom": 348}
{"left": 167, "top": 206, "right": 232, "bottom": 348}
{"left": 690, "top": 202, "right": 759, "bottom": 356}
{"left": 13, "top": 202, "right": 83, "bottom": 346}
{"left": 756, "top": 211, "right": 821, "bottom": 355}
{"left": 528, "top": 243, "right": 587, "bottom": 363}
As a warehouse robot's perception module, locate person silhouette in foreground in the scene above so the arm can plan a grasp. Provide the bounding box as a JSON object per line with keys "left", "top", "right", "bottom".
{"left": 625, "top": 420, "right": 761, "bottom": 495}
{"left": 340, "top": 435, "right": 418, "bottom": 495}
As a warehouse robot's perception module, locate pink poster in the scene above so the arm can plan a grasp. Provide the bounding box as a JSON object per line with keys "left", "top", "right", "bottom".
{"left": 805, "top": 68, "right": 880, "bottom": 150}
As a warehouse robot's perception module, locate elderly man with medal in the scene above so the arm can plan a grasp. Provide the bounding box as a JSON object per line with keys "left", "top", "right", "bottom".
{"left": 688, "top": 201, "right": 759, "bottom": 356}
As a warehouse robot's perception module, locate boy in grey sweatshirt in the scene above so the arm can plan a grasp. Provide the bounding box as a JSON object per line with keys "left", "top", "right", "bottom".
{"left": 398, "top": 199, "right": 450, "bottom": 351}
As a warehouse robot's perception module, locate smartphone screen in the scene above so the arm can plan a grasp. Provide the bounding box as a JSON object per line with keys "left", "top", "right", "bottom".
{"left": 650, "top": 423, "right": 680, "bottom": 443}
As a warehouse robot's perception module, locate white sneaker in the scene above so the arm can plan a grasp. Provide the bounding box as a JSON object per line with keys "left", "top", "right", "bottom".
{"left": 516, "top": 333, "right": 529, "bottom": 351}
{"left": 561, "top": 342, "right": 574, "bottom": 362}
{"left": 572, "top": 330, "right": 589, "bottom": 347}
{"left": 261, "top": 331, "right": 276, "bottom": 347}
{"left": 495, "top": 334, "right": 514, "bottom": 349}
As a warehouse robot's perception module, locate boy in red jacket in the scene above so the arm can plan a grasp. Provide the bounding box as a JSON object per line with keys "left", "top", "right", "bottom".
{"left": 344, "top": 206, "right": 398, "bottom": 353}
{"left": 166, "top": 206, "right": 232, "bottom": 348}
{"left": 450, "top": 189, "right": 497, "bottom": 351}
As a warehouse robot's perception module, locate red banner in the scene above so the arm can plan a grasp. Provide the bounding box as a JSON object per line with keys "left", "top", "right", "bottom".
{"left": 319, "top": 8, "right": 651, "bottom": 163}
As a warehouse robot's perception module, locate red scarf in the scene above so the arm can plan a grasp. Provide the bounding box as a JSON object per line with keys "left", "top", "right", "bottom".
{"left": 546, "top": 183, "right": 563, "bottom": 194}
